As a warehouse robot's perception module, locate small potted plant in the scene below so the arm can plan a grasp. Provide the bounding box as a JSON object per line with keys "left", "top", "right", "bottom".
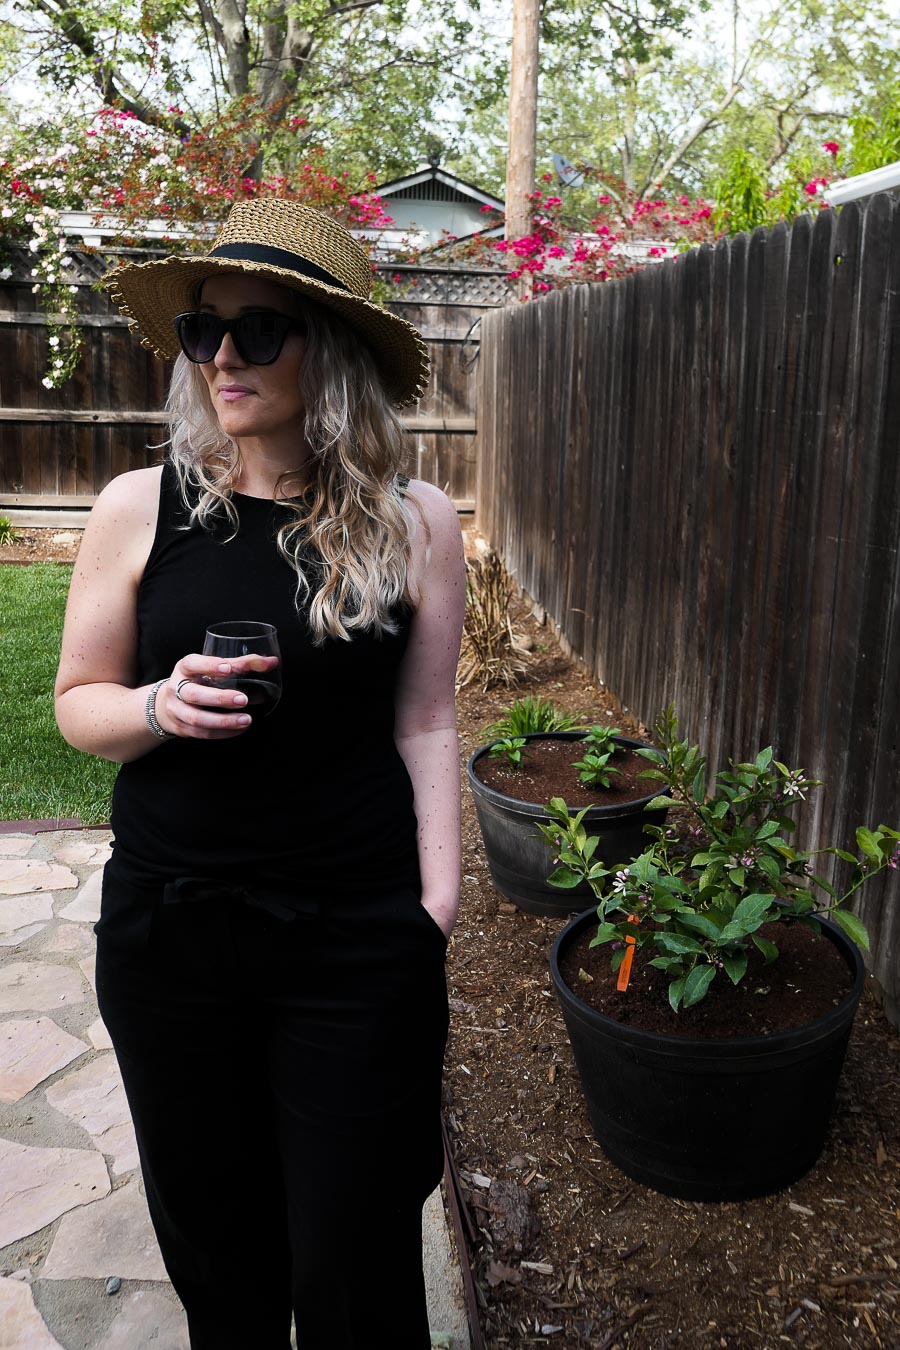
{"left": 467, "top": 698, "right": 667, "bottom": 916}
{"left": 545, "top": 706, "right": 899, "bottom": 1201}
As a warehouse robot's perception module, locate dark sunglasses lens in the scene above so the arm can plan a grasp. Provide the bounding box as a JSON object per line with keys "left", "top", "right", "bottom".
{"left": 177, "top": 312, "right": 223, "bottom": 363}
{"left": 237, "top": 313, "right": 292, "bottom": 364}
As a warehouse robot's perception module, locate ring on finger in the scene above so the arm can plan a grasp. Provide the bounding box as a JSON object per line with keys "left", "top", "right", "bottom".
{"left": 175, "top": 678, "right": 192, "bottom": 703}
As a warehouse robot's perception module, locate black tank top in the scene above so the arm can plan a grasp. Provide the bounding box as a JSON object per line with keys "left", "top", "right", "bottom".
{"left": 109, "top": 462, "right": 420, "bottom": 895}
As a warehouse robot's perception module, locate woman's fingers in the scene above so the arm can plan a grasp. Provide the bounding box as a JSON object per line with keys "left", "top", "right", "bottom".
{"left": 156, "top": 654, "right": 278, "bottom": 739}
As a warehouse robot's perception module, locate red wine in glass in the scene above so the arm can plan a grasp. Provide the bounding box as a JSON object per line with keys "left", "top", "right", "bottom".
{"left": 200, "top": 621, "right": 282, "bottom": 716}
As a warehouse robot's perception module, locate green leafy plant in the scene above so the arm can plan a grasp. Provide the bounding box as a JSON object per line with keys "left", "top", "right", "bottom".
{"left": 539, "top": 705, "right": 899, "bottom": 1012}
{"left": 0, "top": 517, "right": 17, "bottom": 545}
{"left": 488, "top": 737, "right": 527, "bottom": 769}
{"left": 483, "top": 696, "right": 585, "bottom": 740}
{"left": 571, "top": 724, "right": 622, "bottom": 788}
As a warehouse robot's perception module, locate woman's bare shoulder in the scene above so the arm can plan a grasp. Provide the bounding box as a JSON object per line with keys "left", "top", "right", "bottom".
{"left": 91, "top": 465, "right": 164, "bottom": 520}
{"left": 78, "top": 466, "right": 164, "bottom": 573}
{"left": 402, "top": 478, "right": 461, "bottom": 536}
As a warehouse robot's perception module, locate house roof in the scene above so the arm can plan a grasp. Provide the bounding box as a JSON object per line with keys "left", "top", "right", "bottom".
{"left": 375, "top": 166, "right": 504, "bottom": 210}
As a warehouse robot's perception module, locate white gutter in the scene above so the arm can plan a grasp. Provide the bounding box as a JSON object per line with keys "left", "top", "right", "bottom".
{"left": 823, "top": 160, "right": 900, "bottom": 206}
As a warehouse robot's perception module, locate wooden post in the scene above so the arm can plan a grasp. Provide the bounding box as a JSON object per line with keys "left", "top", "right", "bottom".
{"left": 506, "top": 0, "right": 539, "bottom": 300}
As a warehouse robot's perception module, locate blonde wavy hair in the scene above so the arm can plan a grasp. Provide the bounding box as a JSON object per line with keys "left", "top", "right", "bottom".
{"left": 165, "top": 292, "right": 418, "bottom": 644}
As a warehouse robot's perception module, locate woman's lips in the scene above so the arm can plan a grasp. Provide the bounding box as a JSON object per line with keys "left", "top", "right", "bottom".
{"left": 218, "top": 386, "right": 255, "bottom": 402}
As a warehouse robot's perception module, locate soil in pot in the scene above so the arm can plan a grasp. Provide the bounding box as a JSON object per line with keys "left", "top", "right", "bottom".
{"left": 473, "top": 735, "right": 653, "bottom": 808}
{"left": 558, "top": 918, "right": 854, "bottom": 1038}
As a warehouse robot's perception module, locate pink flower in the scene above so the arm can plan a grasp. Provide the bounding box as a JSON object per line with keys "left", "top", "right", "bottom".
{"left": 804, "top": 181, "right": 819, "bottom": 196}
{"left": 823, "top": 141, "right": 839, "bottom": 157}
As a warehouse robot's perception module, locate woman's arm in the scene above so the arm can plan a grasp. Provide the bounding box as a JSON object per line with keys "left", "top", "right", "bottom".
{"left": 393, "top": 481, "right": 467, "bottom": 938}
{"left": 55, "top": 468, "right": 269, "bottom": 763}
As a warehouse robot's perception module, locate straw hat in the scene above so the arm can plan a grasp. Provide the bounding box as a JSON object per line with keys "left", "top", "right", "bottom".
{"left": 104, "top": 199, "right": 429, "bottom": 406}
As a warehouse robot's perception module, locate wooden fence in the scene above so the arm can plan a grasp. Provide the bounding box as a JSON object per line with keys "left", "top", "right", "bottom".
{"left": 476, "top": 193, "right": 900, "bottom": 1023}
{"left": 0, "top": 258, "right": 503, "bottom": 518}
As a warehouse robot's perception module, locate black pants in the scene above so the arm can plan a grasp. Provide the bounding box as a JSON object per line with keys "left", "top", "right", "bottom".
{"left": 95, "top": 871, "right": 449, "bottom": 1350}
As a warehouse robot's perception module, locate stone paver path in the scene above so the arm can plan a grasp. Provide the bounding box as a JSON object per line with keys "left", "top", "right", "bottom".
{"left": 0, "top": 827, "right": 470, "bottom": 1349}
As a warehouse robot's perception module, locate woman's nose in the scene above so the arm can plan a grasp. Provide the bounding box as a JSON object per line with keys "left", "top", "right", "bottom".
{"left": 212, "top": 330, "right": 245, "bottom": 368}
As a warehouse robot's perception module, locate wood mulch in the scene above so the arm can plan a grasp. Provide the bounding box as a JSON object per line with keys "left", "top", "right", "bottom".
{"left": 5, "top": 526, "right": 900, "bottom": 1348}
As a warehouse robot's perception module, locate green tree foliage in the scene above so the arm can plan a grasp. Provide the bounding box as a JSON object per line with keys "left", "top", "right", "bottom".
{"left": 454, "top": 0, "right": 900, "bottom": 204}
{"left": 849, "top": 81, "right": 900, "bottom": 174}
{"left": 2, "top": 0, "right": 483, "bottom": 180}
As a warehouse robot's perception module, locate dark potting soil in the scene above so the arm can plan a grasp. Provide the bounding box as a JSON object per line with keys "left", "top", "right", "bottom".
{"left": 558, "top": 918, "right": 854, "bottom": 1038}
{"left": 473, "top": 737, "right": 655, "bottom": 808}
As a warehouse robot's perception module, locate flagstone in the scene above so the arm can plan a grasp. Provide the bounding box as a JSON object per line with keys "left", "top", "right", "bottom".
{"left": 0, "top": 860, "right": 78, "bottom": 897}
{"left": 0, "top": 894, "right": 55, "bottom": 948}
{"left": 91, "top": 1289, "right": 189, "bottom": 1349}
{"left": 40, "top": 1177, "right": 167, "bottom": 1281}
{"left": 0, "top": 1137, "right": 110, "bottom": 1247}
{"left": 57, "top": 869, "right": 104, "bottom": 923}
{"left": 50, "top": 840, "right": 112, "bottom": 868}
{"left": 0, "top": 1276, "right": 65, "bottom": 1349}
{"left": 87, "top": 1018, "right": 113, "bottom": 1051}
{"left": 0, "top": 1018, "right": 89, "bottom": 1104}
{"left": 45, "top": 1055, "right": 137, "bottom": 1175}
{"left": 0, "top": 836, "right": 36, "bottom": 858}
{"left": 0, "top": 962, "right": 86, "bottom": 1013}
{"left": 44, "top": 923, "right": 94, "bottom": 955}
{"left": 79, "top": 955, "right": 97, "bottom": 993}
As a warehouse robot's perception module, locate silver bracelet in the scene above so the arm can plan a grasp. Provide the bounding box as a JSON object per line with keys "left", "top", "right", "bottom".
{"left": 145, "top": 678, "right": 174, "bottom": 740}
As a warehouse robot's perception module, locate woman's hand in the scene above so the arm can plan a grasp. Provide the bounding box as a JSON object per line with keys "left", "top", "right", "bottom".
{"left": 155, "top": 654, "right": 280, "bottom": 740}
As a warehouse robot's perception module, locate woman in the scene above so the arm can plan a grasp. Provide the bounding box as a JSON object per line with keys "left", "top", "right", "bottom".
{"left": 55, "top": 199, "right": 466, "bottom": 1350}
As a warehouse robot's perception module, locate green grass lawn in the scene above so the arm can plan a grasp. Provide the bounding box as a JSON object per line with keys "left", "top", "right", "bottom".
{"left": 0, "top": 564, "right": 118, "bottom": 824}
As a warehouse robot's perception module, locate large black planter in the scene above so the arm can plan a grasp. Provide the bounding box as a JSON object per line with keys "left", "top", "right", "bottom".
{"left": 466, "top": 733, "right": 667, "bottom": 917}
{"left": 550, "top": 908, "right": 865, "bottom": 1201}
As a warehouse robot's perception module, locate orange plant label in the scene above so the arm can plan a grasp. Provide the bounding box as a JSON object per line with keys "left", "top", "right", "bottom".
{"left": 617, "top": 916, "right": 639, "bottom": 992}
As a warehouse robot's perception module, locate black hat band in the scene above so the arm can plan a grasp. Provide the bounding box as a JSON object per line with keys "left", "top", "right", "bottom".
{"left": 209, "top": 243, "right": 351, "bottom": 293}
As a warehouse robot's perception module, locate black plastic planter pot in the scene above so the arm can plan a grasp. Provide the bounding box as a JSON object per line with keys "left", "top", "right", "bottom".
{"left": 550, "top": 908, "right": 865, "bottom": 1201}
{"left": 466, "top": 733, "right": 667, "bottom": 917}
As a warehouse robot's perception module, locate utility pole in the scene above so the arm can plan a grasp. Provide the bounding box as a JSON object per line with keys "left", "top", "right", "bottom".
{"left": 506, "top": 0, "right": 539, "bottom": 300}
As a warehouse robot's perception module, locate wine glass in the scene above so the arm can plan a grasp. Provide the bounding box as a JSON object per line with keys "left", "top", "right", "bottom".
{"left": 200, "top": 621, "right": 282, "bottom": 716}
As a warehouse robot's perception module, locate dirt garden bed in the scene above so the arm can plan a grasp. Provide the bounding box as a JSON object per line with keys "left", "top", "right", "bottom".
{"left": 4, "top": 526, "right": 899, "bottom": 1348}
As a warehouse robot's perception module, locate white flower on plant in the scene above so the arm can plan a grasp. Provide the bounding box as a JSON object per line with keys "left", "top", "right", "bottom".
{"left": 24, "top": 213, "right": 34, "bottom": 223}
{"left": 49, "top": 336, "right": 60, "bottom": 348}
{"left": 28, "top": 239, "right": 39, "bottom": 251}
{"left": 1, "top": 206, "right": 12, "bottom": 218}
{"left": 782, "top": 772, "right": 808, "bottom": 801}
{"left": 0, "top": 267, "right": 11, "bottom": 279}
{"left": 32, "top": 283, "right": 41, "bottom": 293}
{"left": 46, "top": 273, "right": 55, "bottom": 283}
{"left": 41, "top": 376, "right": 53, "bottom": 389}
{"left": 68, "top": 285, "right": 78, "bottom": 293}
{"left": 62, "top": 256, "right": 73, "bottom": 266}
{"left": 611, "top": 868, "right": 631, "bottom": 895}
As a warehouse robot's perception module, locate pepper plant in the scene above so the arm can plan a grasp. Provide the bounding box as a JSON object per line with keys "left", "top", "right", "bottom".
{"left": 539, "top": 706, "right": 900, "bottom": 1011}
{"left": 488, "top": 737, "right": 527, "bottom": 769}
{"left": 571, "top": 724, "right": 622, "bottom": 788}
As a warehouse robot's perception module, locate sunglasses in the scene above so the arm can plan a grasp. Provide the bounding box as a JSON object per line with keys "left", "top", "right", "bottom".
{"left": 174, "top": 310, "right": 307, "bottom": 365}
